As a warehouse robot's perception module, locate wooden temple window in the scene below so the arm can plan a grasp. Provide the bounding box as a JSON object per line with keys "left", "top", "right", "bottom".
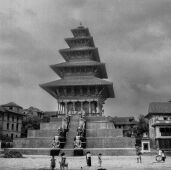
{"left": 80, "top": 87, "right": 83, "bottom": 96}
{"left": 71, "top": 87, "right": 75, "bottom": 96}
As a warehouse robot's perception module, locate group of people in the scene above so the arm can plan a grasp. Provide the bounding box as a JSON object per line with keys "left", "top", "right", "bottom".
{"left": 136, "top": 146, "right": 166, "bottom": 163}
{"left": 158, "top": 149, "right": 166, "bottom": 162}
{"left": 86, "top": 152, "right": 102, "bottom": 167}
{"left": 51, "top": 151, "right": 103, "bottom": 170}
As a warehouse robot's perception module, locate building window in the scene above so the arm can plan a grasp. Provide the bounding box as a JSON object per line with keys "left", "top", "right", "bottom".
{"left": 12, "top": 116, "right": 14, "bottom": 122}
{"left": 160, "top": 128, "right": 171, "bottom": 136}
{"left": 12, "top": 124, "right": 14, "bottom": 130}
{"left": 2, "top": 113, "right": 4, "bottom": 120}
{"left": 7, "top": 114, "right": 10, "bottom": 121}
{"left": 7, "top": 123, "right": 9, "bottom": 130}
{"left": 16, "top": 135, "right": 17, "bottom": 138}
{"left": 11, "top": 133, "right": 13, "bottom": 139}
{"left": 164, "top": 117, "right": 168, "bottom": 121}
{"left": 16, "top": 124, "right": 18, "bottom": 131}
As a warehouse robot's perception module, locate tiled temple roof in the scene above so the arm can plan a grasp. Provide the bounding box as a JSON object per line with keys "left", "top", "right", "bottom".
{"left": 146, "top": 102, "right": 171, "bottom": 118}
{"left": 149, "top": 102, "right": 171, "bottom": 113}
{"left": 113, "top": 117, "right": 137, "bottom": 125}
{"left": 0, "top": 106, "right": 5, "bottom": 112}
{"left": 40, "top": 25, "right": 115, "bottom": 101}
{"left": 40, "top": 76, "right": 114, "bottom": 98}
{"left": 59, "top": 47, "right": 100, "bottom": 62}
{"left": 41, "top": 76, "right": 112, "bottom": 86}
{"left": 51, "top": 60, "right": 103, "bottom": 67}
{"left": 65, "top": 36, "right": 95, "bottom": 47}
{"left": 2, "top": 102, "right": 23, "bottom": 108}
{"left": 71, "top": 26, "right": 90, "bottom": 37}
{"left": 50, "top": 61, "right": 107, "bottom": 78}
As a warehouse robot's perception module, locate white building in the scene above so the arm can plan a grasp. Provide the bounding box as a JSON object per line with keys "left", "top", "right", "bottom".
{"left": 146, "top": 102, "right": 171, "bottom": 150}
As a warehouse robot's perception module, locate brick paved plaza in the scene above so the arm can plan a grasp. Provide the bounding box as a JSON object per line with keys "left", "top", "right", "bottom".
{"left": 0, "top": 155, "right": 171, "bottom": 170}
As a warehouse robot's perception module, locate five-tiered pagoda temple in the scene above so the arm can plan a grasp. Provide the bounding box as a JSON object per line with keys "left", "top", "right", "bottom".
{"left": 9, "top": 25, "right": 135, "bottom": 156}
{"left": 40, "top": 25, "right": 114, "bottom": 116}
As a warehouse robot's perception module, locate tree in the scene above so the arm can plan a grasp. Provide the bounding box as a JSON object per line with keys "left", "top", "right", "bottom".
{"left": 134, "top": 114, "right": 149, "bottom": 138}
{"left": 21, "top": 116, "right": 41, "bottom": 137}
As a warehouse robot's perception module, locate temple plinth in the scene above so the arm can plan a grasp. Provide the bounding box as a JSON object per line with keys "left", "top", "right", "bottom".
{"left": 40, "top": 25, "right": 114, "bottom": 116}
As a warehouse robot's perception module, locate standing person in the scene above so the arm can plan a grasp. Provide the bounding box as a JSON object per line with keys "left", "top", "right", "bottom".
{"left": 50, "top": 156, "right": 56, "bottom": 170}
{"left": 136, "top": 146, "right": 142, "bottom": 163}
{"left": 59, "top": 152, "right": 68, "bottom": 170}
{"left": 158, "top": 148, "right": 162, "bottom": 156}
{"left": 86, "top": 151, "right": 91, "bottom": 166}
{"left": 98, "top": 153, "right": 102, "bottom": 167}
{"left": 161, "top": 150, "right": 166, "bottom": 162}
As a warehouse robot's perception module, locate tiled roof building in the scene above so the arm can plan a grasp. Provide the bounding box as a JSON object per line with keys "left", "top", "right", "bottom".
{"left": 0, "top": 102, "right": 23, "bottom": 139}
{"left": 146, "top": 101, "right": 171, "bottom": 149}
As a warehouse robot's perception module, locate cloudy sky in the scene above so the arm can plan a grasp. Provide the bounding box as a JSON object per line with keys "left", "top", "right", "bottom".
{"left": 1, "top": 0, "right": 171, "bottom": 117}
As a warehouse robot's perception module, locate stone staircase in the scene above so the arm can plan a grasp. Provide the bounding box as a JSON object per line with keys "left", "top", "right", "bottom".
{"left": 85, "top": 116, "right": 136, "bottom": 155}
{"left": 60, "top": 115, "right": 79, "bottom": 155}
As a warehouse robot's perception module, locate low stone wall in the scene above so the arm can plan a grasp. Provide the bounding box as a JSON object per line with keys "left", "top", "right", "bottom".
{"left": 86, "top": 128, "right": 123, "bottom": 137}
{"left": 86, "top": 121, "right": 114, "bottom": 129}
{"left": 50, "top": 117, "right": 63, "bottom": 122}
{"left": 86, "top": 116, "right": 113, "bottom": 122}
{"left": 28, "top": 130, "right": 58, "bottom": 138}
{"left": 5, "top": 148, "right": 52, "bottom": 155}
{"left": 40, "top": 121, "right": 62, "bottom": 130}
{"left": 86, "top": 137, "right": 135, "bottom": 148}
{"left": 13, "top": 138, "right": 53, "bottom": 148}
{"left": 84, "top": 148, "right": 136, "bottom": 156}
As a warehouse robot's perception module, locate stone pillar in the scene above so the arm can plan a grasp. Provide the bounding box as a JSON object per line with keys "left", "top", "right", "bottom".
{"left": 81, "top": 101, "right": 83, "bottom": 112}
{"left": 57, "top": 102, "right": 59, "bottom": 113}
{"left": 60, "top": 103, "right": 62, "bottom": 113}
{"left": 62, "top": 105, "right": 64, "bottom": 114}
{"left": 58, "top": 103, "right": 60, "bottom": 112}
{"left": 88, "top": 101, "right": 91, "bottom": 114}
{"left": 65, "top": 102, "right": 67, "bottom": 115}
{"left": 73, "top": 102, "right": 75, "bottom": 111}
{"left": 97, "top": 101, "right": 100, "bottom": 114}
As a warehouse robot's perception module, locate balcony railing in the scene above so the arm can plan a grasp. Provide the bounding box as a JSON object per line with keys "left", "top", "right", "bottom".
{"left": 161, "top": 132, "right": 171, "bottom": 136}
{"left": 155, "top": 120, "right": 171, "bottom": 124}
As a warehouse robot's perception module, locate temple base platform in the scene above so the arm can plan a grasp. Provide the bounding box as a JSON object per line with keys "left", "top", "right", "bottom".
{"left": 5, "top": 147, "right": 136, "bottom": 156}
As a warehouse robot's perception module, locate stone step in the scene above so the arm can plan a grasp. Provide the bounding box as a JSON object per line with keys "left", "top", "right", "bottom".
{"left": 28, "top": 130, "right": 59, "bottom": 138}
{"left": 64, "top": 116, "right": 79, "bottom": 149}
{"left": 86, "top": 137, "right": 135, "bottom": 148}
{"left": 86, "top": 129, "right": 123, "bottom": 137}
{"left": 60, "top": 149, "right": 74, "bottom": 156}
{"left": 40, "top": 122, "right": 62, "bottom": 130}
{"left": 13, "top": 138, "right": 55, "bottom": 148}
{"left": 5, "top": 148, "right": 51, "bottom": 155}
{"left": 86, "top": 121, "right": 114, "bottom": 129}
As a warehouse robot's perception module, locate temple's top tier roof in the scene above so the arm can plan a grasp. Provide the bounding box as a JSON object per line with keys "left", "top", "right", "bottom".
{"left": 71, "top": 25, "right": 91, "bottom": 38}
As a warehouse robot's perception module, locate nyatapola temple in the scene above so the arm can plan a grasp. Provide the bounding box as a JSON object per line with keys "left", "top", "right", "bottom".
{"left": 9, "top": 25, "right": 136, "bottom": 156}
{"left": 40, "top": 25, "right": 114, "bottom": 116}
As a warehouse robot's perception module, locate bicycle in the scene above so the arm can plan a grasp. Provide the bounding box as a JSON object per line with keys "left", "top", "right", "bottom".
{"left": 155, "top": 155, "right": 162, "bottom": 162}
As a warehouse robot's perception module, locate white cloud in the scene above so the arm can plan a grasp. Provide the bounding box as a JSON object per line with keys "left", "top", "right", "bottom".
{"left": 1, "top": 0, "right": 171, "bottom": 117}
